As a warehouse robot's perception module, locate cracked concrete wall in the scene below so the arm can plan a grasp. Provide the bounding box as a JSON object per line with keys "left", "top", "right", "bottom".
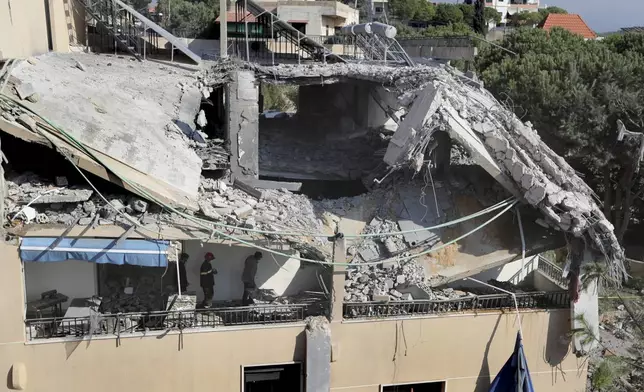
{"left": 228, "top": 70, "right": 259, "bottom": 179}
{"left": 297, "top": 82, "right": 366, "bottom": 134}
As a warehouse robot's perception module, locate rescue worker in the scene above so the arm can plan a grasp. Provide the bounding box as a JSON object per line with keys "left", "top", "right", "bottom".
{"left": 241, "top": 251, "right": 262, "bottom": 305}
{"left": 199, "top": 252, "right": 218, "bottom": 308}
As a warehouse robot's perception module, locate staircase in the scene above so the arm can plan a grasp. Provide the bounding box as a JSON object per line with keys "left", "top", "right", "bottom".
{"left": 235, "top": 0, "right": 345, "bottom": 64}
{"left": 78, "top": 0, "right": 201, "bottom": 64}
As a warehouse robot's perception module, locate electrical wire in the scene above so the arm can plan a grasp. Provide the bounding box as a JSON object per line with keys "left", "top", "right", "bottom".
{"left": 1, "top": 93, "right": 519, "bottom": 241}
{"left": 206, "top": 200, "right": 518, "bottom": 266}
{"left": 0, "top": 94, "right": 518, "bottom": 266}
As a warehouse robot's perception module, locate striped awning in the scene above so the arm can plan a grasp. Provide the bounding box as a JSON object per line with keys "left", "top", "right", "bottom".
{"left": 20, "top": 237, "right": 169, "bottom": 267}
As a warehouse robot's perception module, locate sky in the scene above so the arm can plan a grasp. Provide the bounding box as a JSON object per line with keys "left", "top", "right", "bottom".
{"left": 442, "top": 0, "right": 644, "bottom": 33}
{"left": 544, "top": 0, "right": 643, "bottom": 33}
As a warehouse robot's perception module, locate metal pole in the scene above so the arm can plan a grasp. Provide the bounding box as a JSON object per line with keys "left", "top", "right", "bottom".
{"left": 112, "top": 0, "right": 117, "bottom": 55}
{"left": 175, "top": 249, "right": 182, "bottom": 297}
{"left": 220, "top": 0, "right": 228, "bottom": 59}
{"left": 271, "top": 14, "right": 275, "bottom": 65}
{"left": 244, "top": 0, "right": 250, "bottom": 62}
{"left": 517, "top": 207, "right": 526, "bottom": 282}
{"left": 171, "top": 44, "right": 174, "bottom": 62}
{"left": 143, "top": 26, "right": 147, "bottom": 60}
{"left": 464, "top": 277, "right": 523, "bottom": 338}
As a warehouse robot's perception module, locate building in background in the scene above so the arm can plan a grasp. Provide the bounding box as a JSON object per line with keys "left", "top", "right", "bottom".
{"left": 483, "top": 0, "right": 540, "bottom": 24}
{"left": 253, "top": 0, "right": 359, "bottom": 37}
{"left": 541, "top": 13, "right": 598, "bottom": 40}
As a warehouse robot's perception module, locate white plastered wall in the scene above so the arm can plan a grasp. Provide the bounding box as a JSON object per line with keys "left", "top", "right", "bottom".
{"left": 182, "top": 241, "right": 323, "bottom": 301}
{"left": 23, "top": 260, "right": 97, "bottom": 308}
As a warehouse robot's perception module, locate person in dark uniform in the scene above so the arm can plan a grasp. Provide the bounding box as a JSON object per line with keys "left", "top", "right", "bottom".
{"left": 241, "top": 251, "right": 262, "bottom": 305}
{"left": 199, "top": 252, "right": 218, "bottom": 308}
{"left": 178, "top": 253, "right": 189, "bottom": 292}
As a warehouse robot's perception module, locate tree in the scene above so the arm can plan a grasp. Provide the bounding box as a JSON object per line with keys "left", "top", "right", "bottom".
{"left": 510, "top": 11, "right": 544, "bottom": 27}
{"left": 457, "top": 4, "right": 475, "bottom": 27}
{"left": 475, "top": 28, "right": 644, "bottom": 242}
{"left": 157, "top": 0, "right": 218, "bottom": 38}
{"left": 389, "top": 0, "right": 420, "bottom": 21}
{"left": 414, "top": 0, "right": 436, "bottom": 22}
{"left": 124, "top": 0, "right": 150, "bottom": 12}
{"left": 537, "top": 5, "right": 568, "bottom": 24}
{"left": 483, "top": 7, "right": 501, "bottom": 26}
{"left": 472, "top": 0, "right": 486, "bottom": 35}
{"left": 434, "top": 3, "right": 464, "bottom": 25}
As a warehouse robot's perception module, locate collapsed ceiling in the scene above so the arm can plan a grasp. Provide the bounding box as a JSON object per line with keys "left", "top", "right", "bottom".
{"left": 0, "top": 54, "right": 626, "bottom": 292}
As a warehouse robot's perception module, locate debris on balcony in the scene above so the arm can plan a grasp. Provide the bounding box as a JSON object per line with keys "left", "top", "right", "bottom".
{"left": 0, "top": 52, "right": 626, "bottom": 337}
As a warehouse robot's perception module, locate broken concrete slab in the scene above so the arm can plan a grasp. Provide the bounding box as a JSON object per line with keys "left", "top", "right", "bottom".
{"left": 15, "top": 82, "right": 37, "bottom": 101}
{"left": 11, "top": 53, "right": 203, "bottom": 200}
{"left": 22, "top": 189, "right": 93, "bottom": 204}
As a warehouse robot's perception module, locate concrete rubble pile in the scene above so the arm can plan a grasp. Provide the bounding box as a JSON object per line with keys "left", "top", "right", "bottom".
{"left": 235, "top": 62, "right": 626, "bottom": 283}
{"left": 5, "top": 173, "right": 158, "bottom": 227}
{"left": 211, "top": 60, "right": 624, "bottom": 283}
{"left": 423, "top": 69, "right": 626, "bottom": 282}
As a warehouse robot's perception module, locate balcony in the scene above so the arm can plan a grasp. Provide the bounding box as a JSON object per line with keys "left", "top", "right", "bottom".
{"left": 26, "top": 304, "right": 309, "bottom": 341}
{"left": 343, "top": 291, "right": 570, "bottom": 319}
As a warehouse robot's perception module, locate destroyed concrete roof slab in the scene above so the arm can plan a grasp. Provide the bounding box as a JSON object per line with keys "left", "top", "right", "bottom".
{"left": 10, "top": 53, "right": 203, "bottom": 202}
{"left": 236, "top": 59, "right": 625, "bottom": 280}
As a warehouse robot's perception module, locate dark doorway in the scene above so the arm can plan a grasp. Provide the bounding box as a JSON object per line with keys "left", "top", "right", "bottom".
{"left": 243, "top": 363, "right": 302, "bottom": 392}
{"left": 44, "top": 0, "right": 54, "bottom": 51}
{"left": 291, "top": 23, "right": 306, "bottom": 34}
{"left": 383, "top": 381, "right": 446, "bottom": 392}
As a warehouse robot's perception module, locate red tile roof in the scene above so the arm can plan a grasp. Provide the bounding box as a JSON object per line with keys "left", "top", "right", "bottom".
{"left": 215, "top": 11, "right": 256, "bottom": 23}
{"left": 541, "top": 14, "right": 597, "bottom": 39}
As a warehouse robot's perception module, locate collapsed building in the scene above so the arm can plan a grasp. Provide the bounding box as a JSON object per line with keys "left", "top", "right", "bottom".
{"left": 0, "top": 51, "right": 622, "bottom": 336}
{"left": 0, "top": 7, "right": 622, "bottom": 383}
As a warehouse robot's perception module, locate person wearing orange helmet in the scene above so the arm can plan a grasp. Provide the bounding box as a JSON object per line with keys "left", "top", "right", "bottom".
{"left": 199, "top": 252, "right": 218, "bottom": 308}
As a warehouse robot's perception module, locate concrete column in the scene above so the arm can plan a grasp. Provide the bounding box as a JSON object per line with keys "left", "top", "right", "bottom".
{"left": 330, "top": 236, "right": 346, "bottom": 322}
{"left": 306, "top": 317, "right": 331, "bottom": 392}
{"left": 227, "top": 70, "right": 259, "bottom": 179}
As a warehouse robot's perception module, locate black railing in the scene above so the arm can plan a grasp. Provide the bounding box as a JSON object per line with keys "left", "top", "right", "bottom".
{"left": 25, "top": 304, "right": 307, "bottom": 341}
{"left": 343, "top": 291, "right": 570, "bottom": 319}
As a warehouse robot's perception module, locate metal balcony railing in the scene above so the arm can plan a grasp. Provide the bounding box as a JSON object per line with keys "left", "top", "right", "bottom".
{"left": 537, "top": 256, "right": 568, "bottom": 289}
{"left": 25, "top": 304, "right": 307, "bottom": 341}
{"left": 343, "top": 291, "right": 570, "bottom": 319}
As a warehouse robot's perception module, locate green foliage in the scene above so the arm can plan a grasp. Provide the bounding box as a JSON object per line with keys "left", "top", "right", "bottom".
{"left": 434, "top": 3, "right": 464, "bottom": 25}
{"left": 475, "top": 27, "right": 644, "bottom": 240}
{"left": 124, "top": 0, "right": 150, "bottom": 11}
{"left": 396, "top": 22, "right": 475, "bottom": 38}
{"left": 389, "top": 0, "right": 436, "bottom": 22}
{"left": 157, "top": 0, "right": 219, "bottom": 38}
{"left": 389, "top": 0, "right": 417, "bottom": 21}
{"left": 533, "top": 6, "right": 568, "bottom": 26}
{"left": 457, "top": 4, "right": 475, "bottom": 27}
{"left": 484, "top": 7, "right": 501, "bottom": 25}
{"left": 414, "top": 0, "right": 436, "bottom": 22}
{"left": 510, "top": 11, "right": 543, "bottom": 27}
{"left": 543, "top": 6, "right": 568, "bottom": 15}
{"left": 262, "top": 84, "right": 298, "bottom": 112}
{"left": 591, "top": 357, "right": 628, "bottom": 391}
{"left": 604, "top": 33, "right": 644, "bottom": 58}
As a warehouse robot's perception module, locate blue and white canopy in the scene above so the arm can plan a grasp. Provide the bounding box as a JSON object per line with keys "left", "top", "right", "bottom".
{"left": 20, "top": 237, "right": 169, "bottom": 267}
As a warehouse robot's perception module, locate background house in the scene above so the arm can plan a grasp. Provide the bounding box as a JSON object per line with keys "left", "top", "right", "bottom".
{"left": 541, "top": 13, "right": 598, "bottom": 40}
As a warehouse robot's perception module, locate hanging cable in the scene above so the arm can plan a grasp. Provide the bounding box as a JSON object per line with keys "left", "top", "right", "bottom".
{"left": 1, "top": 94, "right": 519, "bottom": 264}
{"left": 1, "top": 93, "right": 520, "bottom": 241}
